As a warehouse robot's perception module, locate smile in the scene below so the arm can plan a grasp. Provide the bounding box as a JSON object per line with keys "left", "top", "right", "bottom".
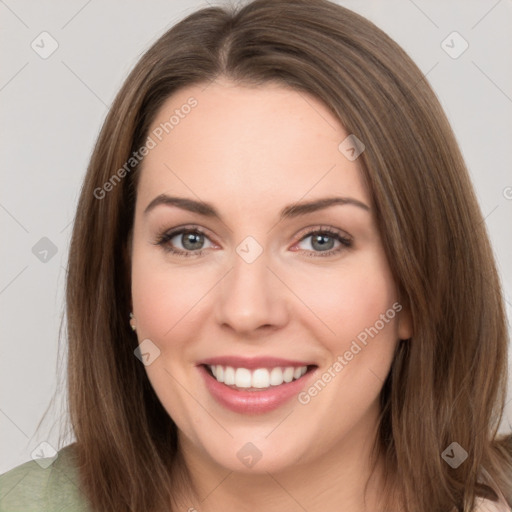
{"left": 197, "top": 357, "right": 318, "bottom": 414}
{"left": 206, "top": 364, "right": 308, "bottom": 389}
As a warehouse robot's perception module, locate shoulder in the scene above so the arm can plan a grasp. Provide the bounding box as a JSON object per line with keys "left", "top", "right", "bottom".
{"left": 0, "top": 443, "right": 90, "bottom": 512}
{"left": 473, "top": 497, "right": 512, "bottom": 512}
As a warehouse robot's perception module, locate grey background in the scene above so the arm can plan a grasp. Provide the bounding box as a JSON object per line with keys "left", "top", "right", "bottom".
{"left": 1, "top": 0, "right": 511, "bottom": 473}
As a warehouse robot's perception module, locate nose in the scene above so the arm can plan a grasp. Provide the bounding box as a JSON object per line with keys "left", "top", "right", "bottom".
{"left": 214, "top": 246, "right": 289, "bottom": 336}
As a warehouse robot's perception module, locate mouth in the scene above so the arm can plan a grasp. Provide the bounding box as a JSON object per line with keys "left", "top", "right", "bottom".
{"left": 203, "top": 363, "right": 315, "bottom": 391}
{"left": 196, "top": 357, "right": 318, "bottom": 414}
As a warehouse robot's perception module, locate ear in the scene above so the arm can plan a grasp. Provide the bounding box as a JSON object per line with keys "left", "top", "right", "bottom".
{"left": 124, "top": 229, "right": 134, "bottom": 312}
{"left": 397, "top": 302, "right": 413, "bottom": 340}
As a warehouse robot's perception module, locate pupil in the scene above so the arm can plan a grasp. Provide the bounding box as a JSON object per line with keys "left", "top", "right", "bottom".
{"left": 312, "top": 234, "right": 334, "bottom": 251}
{"left": 183, "top": 232, "right": 203, "bottom": 250}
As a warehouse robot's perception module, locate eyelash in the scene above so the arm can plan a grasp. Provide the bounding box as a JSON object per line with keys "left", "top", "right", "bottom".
{"left": 153, "top": 225, "right": 352, "bottom": 258}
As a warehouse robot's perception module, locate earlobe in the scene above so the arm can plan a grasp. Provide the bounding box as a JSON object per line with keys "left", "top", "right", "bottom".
{"left": 129, "top": 312, "right": 137, "bottom": 332}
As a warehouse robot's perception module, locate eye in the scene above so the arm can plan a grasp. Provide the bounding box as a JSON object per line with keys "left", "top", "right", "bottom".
{"left": 294, "top": 226, "right": 352, "bottom": 257}
{"left": 154, "top": 225, "right": 352, "bottom": 258}
{"left": 154, "top": 226, "right": 215, "bottom": 257}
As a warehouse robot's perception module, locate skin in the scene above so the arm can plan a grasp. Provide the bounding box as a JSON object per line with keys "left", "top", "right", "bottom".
{"left": 130, "top": 78, "right": 413, "bottom": 512}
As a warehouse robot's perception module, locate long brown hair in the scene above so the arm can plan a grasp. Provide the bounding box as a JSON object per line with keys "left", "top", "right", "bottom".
{"left": 59, "top": 0, "right": 512, "bottom": 510}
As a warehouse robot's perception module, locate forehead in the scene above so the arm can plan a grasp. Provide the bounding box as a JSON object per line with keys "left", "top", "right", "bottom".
{"left": 136, "top": 79, "right": 370, "bottom": 213}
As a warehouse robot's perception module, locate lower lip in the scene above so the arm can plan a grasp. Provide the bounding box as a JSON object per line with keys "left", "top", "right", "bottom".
{"left": 198, "top": 365, "right": 316, "bottom": 414}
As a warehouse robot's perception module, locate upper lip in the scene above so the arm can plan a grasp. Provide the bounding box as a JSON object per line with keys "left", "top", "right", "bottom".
{"left": 197, "top": 356, "right": 316, "bottom": 370}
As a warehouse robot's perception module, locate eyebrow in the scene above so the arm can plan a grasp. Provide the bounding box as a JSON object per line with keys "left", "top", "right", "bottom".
{"left": 143, "top": 194, "right": 370, "bottom": 221}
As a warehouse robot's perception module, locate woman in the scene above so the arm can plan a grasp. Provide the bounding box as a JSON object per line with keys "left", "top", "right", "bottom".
{"left": 1, "top": 0, "right": 510, "bottom": 511}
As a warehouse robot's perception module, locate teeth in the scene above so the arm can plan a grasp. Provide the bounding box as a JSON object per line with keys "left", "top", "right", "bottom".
{"left": 252, "top": 369, "right": 269, "bottom": 388}
{"left": 283, "top": 367, "right": 294, "bottom": 383}
{"left": 207, "top": 365, "right": 309, "bottom": 389}
{"left": 224, "top": 366, "right": 235, "bottom": 385}
{"left": 269, "top": 367, "right": 283, "bottom": 386}
{"left": 235, "top": 368, "right": 252, "bottom": 388}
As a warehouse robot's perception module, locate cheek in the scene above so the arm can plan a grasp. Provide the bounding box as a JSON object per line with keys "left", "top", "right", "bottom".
{"left": 296, "top": 253, "right": 399, "bottom": 348}
{"left": 130, "top": 247, "right": 210, "bottom": 341}
{"left": 130, "top": 248, "right": 205, "bottom": 424}
{"left": 293, "top": 256, "right": 400, "bottom": 428}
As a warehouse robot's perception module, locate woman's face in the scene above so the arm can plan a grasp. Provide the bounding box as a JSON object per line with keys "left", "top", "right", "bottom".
{"left": 130, "top": 78, "right": 412, "bottom": 474}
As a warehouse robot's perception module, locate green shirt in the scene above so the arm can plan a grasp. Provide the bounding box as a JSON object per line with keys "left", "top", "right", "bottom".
{"left": 1, "top": 444, "right": 510, "bottom": 511}
{"left": 0, "top": 444, "right": 90, "bottom": 512}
